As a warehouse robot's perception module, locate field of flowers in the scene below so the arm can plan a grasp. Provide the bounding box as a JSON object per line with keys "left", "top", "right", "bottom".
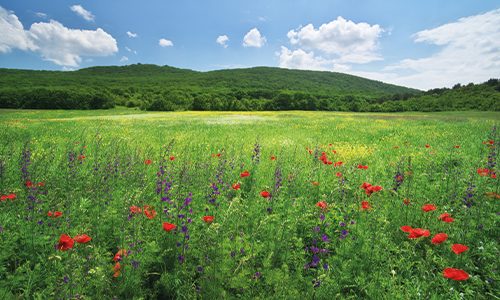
{"left": 0, "top": 108, "right": 499, "bottom": 299}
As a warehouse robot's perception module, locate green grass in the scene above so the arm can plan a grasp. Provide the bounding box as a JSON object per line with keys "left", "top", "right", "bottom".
{"left": 0, "top": 108, "right": 499, "bottom": 299}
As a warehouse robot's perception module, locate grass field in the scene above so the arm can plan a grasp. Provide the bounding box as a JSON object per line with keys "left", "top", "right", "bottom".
{"left": 0, "top": 107, "right": 499, "bottom": 299}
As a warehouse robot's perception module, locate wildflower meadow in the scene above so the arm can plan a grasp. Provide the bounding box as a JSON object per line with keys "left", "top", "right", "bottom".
{"left": 0, "top": 108, "right": 499, "bottom": 299}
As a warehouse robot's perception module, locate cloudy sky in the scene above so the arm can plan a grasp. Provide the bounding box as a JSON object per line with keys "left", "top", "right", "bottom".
{"left": 0, "top": 0, "right": 499, "bottom": 90}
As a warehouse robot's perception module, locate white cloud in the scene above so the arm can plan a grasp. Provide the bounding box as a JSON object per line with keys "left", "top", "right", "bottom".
{"left": 70, "top": 5, "right": 94, "bottom": 22}
{"left": 127, "top": 31, "right": 137, "bottom": 38}
{"left": 62, "top": 66, "right": 74, "bottom": 71}
{"left": 243, "top": 28, "right": 266, "bottom": 47}
{"left": 28, "top": 20, "right": 118, "bottom": 66}
{"left": 120, "top": 56, "right": 128, "bottom": 62}
{"left": 216, "top": 35, "right": 229, "bottom": 48}
{"left": 125, "top": 46, "right": 131, "bottom": 52}
{"left": 277, "top": 46, "right": 351, "bottom": 72}
{"left": 383, "top": 8, "right": 500, "bottom": 90}
{"left": 258, "top": 16, "right": 266, "bottom": 21}
{"left": 85, "top": 58, "right": 92, "bottom": 62}
{"left": 159, "top": 38, "right": 173, "bottom": 47}
{"left": 287, "top": 16, "right": 383, "bottom": 63}
{"left": 0, "top": 6, "right": 38, "bottom": 52}
{"left": 36, "top": 12, "right": 47, "bottom": 19}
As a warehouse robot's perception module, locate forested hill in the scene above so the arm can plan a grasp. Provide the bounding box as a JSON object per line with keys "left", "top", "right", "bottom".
{"left": 0, "top": 64, "right": 419, "bottom": 95}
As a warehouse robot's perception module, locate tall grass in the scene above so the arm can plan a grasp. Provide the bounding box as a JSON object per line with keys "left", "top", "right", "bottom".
{"left": 0, "top": 109, "right": 499, "bottom": 299}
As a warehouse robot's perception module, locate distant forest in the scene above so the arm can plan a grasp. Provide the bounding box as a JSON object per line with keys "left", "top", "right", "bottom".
{"left": 0, "top": 64, "right": 499, "bottom": 112}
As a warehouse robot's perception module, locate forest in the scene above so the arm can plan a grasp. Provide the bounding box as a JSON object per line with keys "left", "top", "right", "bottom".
{"left": 0, "top": 64, "right": 499, "bottom": 112}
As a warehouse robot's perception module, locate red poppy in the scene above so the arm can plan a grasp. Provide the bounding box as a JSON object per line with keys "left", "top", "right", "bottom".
{"left": 241, "top": 171, "right": 250, "bottom": 178}
{"left": 443, "top": 268, "right": 469, "bottom": 281}
{"left": 114, "top": 249, "right": 127, "bottom": 261}
{"left": 232, "top": 183, "right": 240, "bottom": 190}
{"left": 334, "top": 161, "right": 343, "bottom": 167}
{"left": 144, "top": 159, "right": 152, "bottom": 165}
{"left": 47, "top": 211, "right": 63, "bottom": 218}
{"left": 361, "top": 182, "right": 372, "bottom": 189}
{"left": 431, "top": 233, "right": 448, "bottom": 245}
{"left": 163, "top": 223, "right": 176, "bottom": 231}
{"left": 271, "top": 156, "right": 275, "bottom": 160}
{"left": 288, "top": 174, "right": 292, "bottom": 178}
{"left": 403, "top": 199, "right": 410, "bottom": 205}
{"left": 488, "top": 140, "right": 494, "bottom": 145}
{"left": 400, "top": 226, "right": 412, "bottom": 232}
{"left": 260, "top": 191, "right": 270, "bottom": 198}
{"left": 422, "top": 204, "right": 437, "bottom": 212}
{"left": 333, "top": 150, "right": 337, "bottom": 154}
{"left": 305, "top": 147, "right": 309, "bottom": 150}
{"left": 487, "top": 191, "right": 500, "bottom": 198}
{"left": 398, "top": 176, "right": 402, "bottom": 180}
{"left": 430, "top": 151, "right": 436, "bottom": 154}
{"left": 212, "top": 154, "right": 215, "bottom": 157}
{"left": 170, "top": 156, "right": 175, "bottom": 161}
{"left": 144, "top": 206, "right": 157, "bottom": 220}
{"left": 360, "top": 201, "right": 372, "bottom": 210}
{"left": 477, "top": 168, "right": 490, "bottom": 176}
{"left": 452, "top": 244, "right": 469, "bottom": 255}
{"left": 327, "top": 161, "right": 332, "bottom": 165}
{"left": 329, "top": 143, "right": 332, "bottom": 146}
{"left": 37, "top": 182, "right": 44, "bottom": 187}
{"left": 130, "top": 206, "right": 141, "bottom": 214}
{"left": 357, "top": 164, "right": 364, "bottom": 169}
{"left": 493, "top": 174, "right": 498, "bottom": 178}
{"left": 7, "top": 194, "right": 16, "bottom": 199}
{"left": 0, "top": 195, "right": 6, "bottom": 201}
{"left": 365, "top": 186, "right": 377, "bottom": 195}
{"left": 57, "top": 234, "right": 74, "bottom": 251}
{"left": 373, "top": 186, "right": 382, "bottom": 191}
{"left": 78, "top": 155, "right": 86, "bottom": 159}
{"left": 217, "top": 154, "right": 221, "bottom": 157}
{"left": 308, "top": 150, "right": 312, "bottom": 154}
{"left": 439, "top": 213, "right": 454, "bottom": 223}
{"left": 425, "top": 145, "right": 430, "bottom": 148}
{"left": 336, "top": 172, "right": 342, "bottom": 177}
{"left": 394, "top": 147, "right": 399, "bottom": 149}
{"left": 312, "top": 181, "right": 320, "bottom": 186}
{"left": 409, "top": 228, "right": 430, "bottom": 239}
{"left": 26, "top": 180, "right": 33, "bottom": 187}
{"left": 455, "top": 145, "right": 460, "bottom": 148}
{"left": 74, "top": 234, "right": 92, "bottom": 243}
{"left": 319, "top": 155, "right": 327, "bottom": 162}
{"left": 316, "top": 201, "right": 327, "bottom": 211}
{"left": 203, "top": 216, "right": 214, "bottom": 223}
{"left": 112, "top": 262, "right": 122, "bottom": 277}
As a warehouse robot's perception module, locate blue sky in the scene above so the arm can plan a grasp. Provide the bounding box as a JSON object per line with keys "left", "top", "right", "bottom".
{"left": 1, "top": 0, "right": 499, "bottom": 90}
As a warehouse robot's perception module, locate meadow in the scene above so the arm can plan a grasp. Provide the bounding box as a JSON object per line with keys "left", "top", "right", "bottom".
{"left": 0, "top": 107, "right": 499, "bottom": 299}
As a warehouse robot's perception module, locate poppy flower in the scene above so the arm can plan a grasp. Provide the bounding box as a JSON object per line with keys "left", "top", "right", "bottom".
{"left": 425, "top": 145, "right": 430, "bottom": 148}
{"left": 316, "top": 201, "right": 327, "bottom": 211}
{"left": 57, "top": 234, "right": 74, "bottom": 251}
{"left": 319, "top": 155, "right": 327, "bottom": 162}
{"left": 305, "top": 147, "right": 309, "bottom": 150}
{"left": 360, "top": 201, "right": 372, "bottom": 211}
{"left": 217, "top": 154, "right": 221, "bottom": 157}
{"left": 486, "top": 192, "right": 500, "bottom": 198}
{"left": 212, "top": 154, "right": 215, "bottom": 157}
{"left": 452, "top": 244, "right": 469, "bottom": 255}
{"left": 493, "top": 174, "right": 498, "bottom": 178}
{"left": 422, "top": 204, "right": 437, "bottom": 212}
{"left": 400, "top": 226, "right": 412, "bottom": 232}
{"left": 334, "top": 161, "right": 343, "bottom": 167}
{"left": 394, "top": 147, "right": 399, "bottom": 149}
{"left": 488, "top": 140, "right": 494, "bottom": 145}
{"left": 0, "top": 195, "right": 6, "bottom": 201}
{"left": 443, "top": 268, "right": 469, "bottom": 281}
{"left": 241, "top": 171, "right": 250, "bottom": 178}
{"left": 363, "top": 165, "right": 369, "bottom": 169}
{"left": 327, "top": 161, "right": 332, "bottom": 165}
{"left": 373, "top": 186, "right": 382, "bottom": 191}
{"left": 78, "top": 155, "right": 85, "bottom": 159}
{"left": 336, "top": 172, "right": 342, "bottom": 177}
{"left": 114, "top": 249, "right": 127, "bottom": 261}
{"left": 312, "top": 182, "right": 320, "bottom": 186}
{"left": 333, "top": 150, "right": 337, "bottom": 154}
{"left": 260, "top": 191, "right": 270, "bottom": 198}
{"left": 477, "top": 168, "right": 490, "bottom": 176}
{"left": 308, "top": 150, "right": 313, "bottom": 154}
{"left": 145, "top": 159, "right": 152, "bottom": 165}
{"left": 112, "top": 262, "right": 122, "bottom": 277}
{"left": 271, "top": 156, "right": 275, "bottom": 160}
{"left": 409, "top": 228, "right": 430, "bottom": 239}
{"left": 439, "top": 213, "right": 454, "bottom": 223}
{"left": 329, "top": 143, "right": 332, "bottom": 146}
{"left": 455, "top": 145, "right": 460, "bottom": 148}
{"left": 366, "top": 186, "right": 377, "bottom": 195}
{"left": 47, "top": 211, "right": 63, "bottom": 218}
{"left": 7, "top": 194, "right": 16, "bottom": 199}
{"left": 130, "top": 206, "right": 141, "bottom": 214}
{"left": 431, "top": 233, "right": 448, "bottom": 245}
{"left": 170, "top": 156, "right": 175, "bottom": 161}
{"left": 144, "top": 206, "right": 157, "bottom": 220}
{"left": 74, "top": 234, "right": 91, "bottom": 243}
{"left": 357, "top": 164, "right": 364, "bottom": 169}
{"left": 403, "top": 199, "right": 410, "bottom": 205}
{"left": 26, "top": 180, "right": 33, "bottom": 187}
{"left": 232, "top": 183, "right": 240, "bottom": 190}
{"left": 163, "top": 223, "right": 176, "bottom": 231}
{"left": 203, "top": 216, "right": 214, "bottom": 223}
{"left": 361, "top": 182, "right": 372, "bottom": 189}
{"left": 430, "top": 151, "right": 436, "bottom": 154}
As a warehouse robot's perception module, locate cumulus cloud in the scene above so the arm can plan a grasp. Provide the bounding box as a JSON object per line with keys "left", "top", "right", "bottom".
{"left": 383, "top": 8, "right": 500, "bottom": 90}
{"left": 243, "top": 28, "right": 266, "bottom": 47}
{"left": 127, "top": 31, "right": 137, "bottom": 38}
{"left": 277, "top": 46, "right": 351, "bottom": 72}
{"left": 216, "top": 35, "right": 229, "bottom": 47}
{"left": 159, "top": 38, "right": 173, "bottom": 47}
{"left": 0, "top": 6, "right": 118, "bottom": 66}
{"left": 70, "top": 5, "right": 94, "bottom": 22}
{"left": 287, "top": 16, "right": 383, "bottom": 63}
{"left": 0, "top": 6, "right": 38, "bottom": 52}
{"left": 119, "top": 56, "right": 128, "bottom": 62}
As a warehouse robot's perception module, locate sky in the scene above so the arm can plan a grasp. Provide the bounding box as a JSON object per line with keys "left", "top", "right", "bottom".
{"left": 0, "top": 0, "right": 499, "bottom": 91}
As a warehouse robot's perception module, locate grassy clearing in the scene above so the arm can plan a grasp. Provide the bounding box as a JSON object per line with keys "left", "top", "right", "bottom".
{"left": 0, "top": 108, "right": 499, "bottom": 299}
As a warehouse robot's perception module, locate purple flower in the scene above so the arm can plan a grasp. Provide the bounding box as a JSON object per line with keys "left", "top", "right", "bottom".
{"left": 320, "top": 214, "right": 325, "bottom": 221}
{"left": 321, "top": 235, "right": 329, "bottom": 242}
{"left": 351, "top": 221, "right": 355, "bottom": 225}
{"left": 255, "top": 272, "right": 261, "bottom": 278}
{"left": 240, "top": 248, "right": 244, "bottom": 254}
{"left": 231, "top": 252, "right": 235, "bottom": 258}
{"left": 181, "top": 226, "right": 188, "bottom": 233}
{"left": 315, "top": 227, "right": 320, "bottom": 232}
{"left": 323, "top": 264, "right": 328, "bottom": 270}
{"left": 342, "top": 230, "right": 348, "bottom": 236}
{"left": 340, "top": 222, "right": 346, "bottom": 226}
{"left": 478, "top": 225, "right": 483, "bottom": 229}
{"left": 198, "top": 266, "right": 203, "bottom": 272}
{"left": 178, "top": 255, "right": 184, "bottom": 262}
{"left": 63, "top": 276, "right": 69, "bottom": 283}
